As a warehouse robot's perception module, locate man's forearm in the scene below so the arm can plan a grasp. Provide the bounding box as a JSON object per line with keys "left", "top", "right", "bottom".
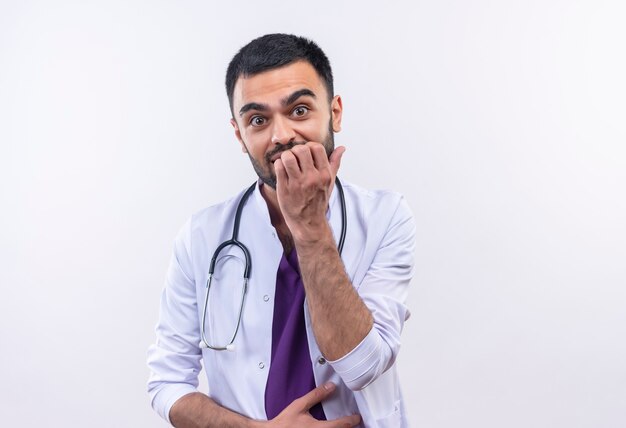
{"left": 295, "top": 224, "right": 374, "bottom": 361}
{"left": 273, "top": 143, "right": 373, "bottom": 361}
{"left": 169, "top": 392, "right": 261, "bottom": 428}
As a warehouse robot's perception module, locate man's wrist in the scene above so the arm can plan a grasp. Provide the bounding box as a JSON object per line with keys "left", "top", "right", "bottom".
{"left": 291, "top": 221, "right": 335, "bottom": 252}
{"left": 246, "top": 419, "right": 266, "bottom": 428}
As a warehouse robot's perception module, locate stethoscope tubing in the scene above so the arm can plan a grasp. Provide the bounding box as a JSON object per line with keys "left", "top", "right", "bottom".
{"left": 199, "top": 178, "right": 346, "bottom": 351}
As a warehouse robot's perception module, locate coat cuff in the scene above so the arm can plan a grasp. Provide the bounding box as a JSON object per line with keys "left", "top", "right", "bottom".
{"left": 151, "top": 384, "right": 198, "bottom": 423}
{"left": 328, "top": 326, "right": 392, "bottom": 390}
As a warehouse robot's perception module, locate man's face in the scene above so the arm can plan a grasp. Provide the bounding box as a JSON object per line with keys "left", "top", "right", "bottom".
{"left": 230, "top": 60, "right": 343, "bottom": 189}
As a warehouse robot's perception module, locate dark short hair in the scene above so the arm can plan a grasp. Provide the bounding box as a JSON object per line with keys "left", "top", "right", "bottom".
{"left": 225, "top": 33, "right": 334, "bottom": 115}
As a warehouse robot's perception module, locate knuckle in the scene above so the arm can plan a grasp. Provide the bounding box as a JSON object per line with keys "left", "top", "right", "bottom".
{"left": 292, "top": 145, "right": 307, "bottom": 154}
{"left": 281, "top": 153, "right": 295, "bottom": 164}
{"left": 311, "top": 144, "right": 324, "bottom": 154}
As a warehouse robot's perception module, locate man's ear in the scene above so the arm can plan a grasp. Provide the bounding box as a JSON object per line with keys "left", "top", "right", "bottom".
{"left": 230, "top": 118, "right": 248, "bottom": 153}
{"left": 331, "top": 95, "right": 343, "bottom": 133}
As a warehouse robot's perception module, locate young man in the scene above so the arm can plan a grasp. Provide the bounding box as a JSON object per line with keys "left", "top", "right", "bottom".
{"left": 148, "top": 34, "right": 416, "bottom": 427}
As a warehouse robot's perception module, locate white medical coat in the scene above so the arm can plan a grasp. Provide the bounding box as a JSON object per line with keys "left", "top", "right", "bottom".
{"left": 147, "top": 180, "right": 416, "bottom": 427}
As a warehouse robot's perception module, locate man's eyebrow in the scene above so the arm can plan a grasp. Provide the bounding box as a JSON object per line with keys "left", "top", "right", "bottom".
{"left": 283, "top": 89, "right": 316, "bottom": 107}
{"left": 239, "top": 102, "right": 268, "bottom": 117}
{"left": 238, "top": 89, "right": 316, "bottom": 117}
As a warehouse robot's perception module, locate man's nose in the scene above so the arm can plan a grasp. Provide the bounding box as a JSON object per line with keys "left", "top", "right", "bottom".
{"left": 270, "top": 115, "right": 296, "bottom": 145}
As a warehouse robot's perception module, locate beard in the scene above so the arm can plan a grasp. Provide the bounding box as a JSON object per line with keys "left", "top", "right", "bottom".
{"left": 245, "top": 120, "right": 335, "bottom": 190}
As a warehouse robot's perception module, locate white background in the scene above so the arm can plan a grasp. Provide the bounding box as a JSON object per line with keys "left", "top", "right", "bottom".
{"left": 1, "top": 1, "right": 625, "bottom": 427}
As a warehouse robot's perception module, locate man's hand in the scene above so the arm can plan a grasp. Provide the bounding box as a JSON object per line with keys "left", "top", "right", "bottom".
{"left": 273, "top": 142, "right": 345, "bottom": 244}
{"left": 169, "top": 384, "right": 360, "bottom": 428}
{"left": 265, "top": 382, "right": 361, "bottom": 428}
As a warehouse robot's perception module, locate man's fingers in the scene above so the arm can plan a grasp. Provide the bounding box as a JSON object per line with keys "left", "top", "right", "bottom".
{"left": 291, "top": 144, "right": 315, "bottom": 172}
{"left": 279, "top": 150, "right": 301, "bottom": 178}
{"left": 309, "top": 142, "right": 330, "bottom": 169}
{"left": 298, "top": 382, "right": 336, "bottom": 410}
{"left": 329, "top": 146, "right": 345, "bottom": 177}
{"left": 274, "top": 158, "right": 288, "bottom": 186}
{"left": 279, "top": 384, "right": 361, "bottom": 428}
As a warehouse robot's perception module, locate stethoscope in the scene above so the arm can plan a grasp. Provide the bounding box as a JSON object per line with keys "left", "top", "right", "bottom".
{"left": 199, "top": 177, "right": 347, "bottom": 351}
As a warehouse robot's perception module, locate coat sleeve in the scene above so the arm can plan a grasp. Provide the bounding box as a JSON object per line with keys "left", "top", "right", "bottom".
{"left": 147, "top": 218, "right": 203, "bottom": 423}
{"left": 328, "top": 194, "right": 416, "bottom": 391}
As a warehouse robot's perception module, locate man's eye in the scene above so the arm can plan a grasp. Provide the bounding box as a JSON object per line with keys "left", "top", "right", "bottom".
{"left": 292, "top": 106, "right": 309, "bottom": 117}
{"left": 250, "top": 116, "right": 266, "bottom": 126}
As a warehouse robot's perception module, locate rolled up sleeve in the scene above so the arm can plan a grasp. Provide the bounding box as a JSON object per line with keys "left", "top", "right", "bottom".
{"left": 329, "top": 195, "right": 416, "bottom": 391}
{"left": 147, "top": 219, "right": 202, "bottom": 423}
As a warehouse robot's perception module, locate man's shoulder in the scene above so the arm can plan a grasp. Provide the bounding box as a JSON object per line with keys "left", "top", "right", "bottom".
{"left": 341, "top": 180, "right": 407, "bottom": 215}
{"left": 342, "top": 180, "right": 403, "bottom": 199}
{"left": 176, "top": 185, "right": 256, "bottom": 241}
{"left": 191, "top": 185, "right": 253, "bottom": 223}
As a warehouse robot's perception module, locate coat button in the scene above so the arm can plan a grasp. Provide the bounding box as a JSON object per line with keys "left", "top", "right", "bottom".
{"left": 258, "top": 362, "right": 265, "bottom": 369}
{"left": 263, "top": 295, "right": 270, "bottom": 302}
{"left": 318, "top": 357, "right": 326, "bottom": 365}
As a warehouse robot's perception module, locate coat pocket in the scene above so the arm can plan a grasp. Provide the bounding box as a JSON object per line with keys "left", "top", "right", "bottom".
{"left": 371, "top": 400, "right": 402, "bottom": 427}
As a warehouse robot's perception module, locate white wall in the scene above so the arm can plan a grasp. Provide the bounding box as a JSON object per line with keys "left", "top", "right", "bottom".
{"left": 1, "top": 1, "right": 624, "bottom": 427}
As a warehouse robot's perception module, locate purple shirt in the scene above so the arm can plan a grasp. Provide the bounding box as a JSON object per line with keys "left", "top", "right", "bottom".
{"left": 264, "top": 249, "right": 326, "bottom": 420}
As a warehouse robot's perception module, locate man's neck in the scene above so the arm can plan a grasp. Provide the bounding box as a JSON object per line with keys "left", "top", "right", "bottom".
{"left": 260, "top": 183, "right": 294, "bottom": 254}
